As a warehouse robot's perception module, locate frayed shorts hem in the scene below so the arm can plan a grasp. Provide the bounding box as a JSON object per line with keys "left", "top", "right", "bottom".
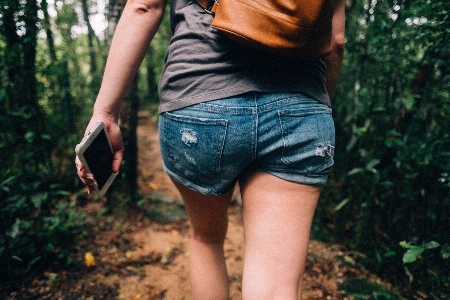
{"left": 162, "top": 164, "right": 236, "bottom": 196}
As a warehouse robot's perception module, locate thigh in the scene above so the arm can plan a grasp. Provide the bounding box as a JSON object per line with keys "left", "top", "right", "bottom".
{"left": 171, "top": 179, "right": 233, "bottom": 242}
{"left": 239, "top": 172, "right": 321, "bottom": 299}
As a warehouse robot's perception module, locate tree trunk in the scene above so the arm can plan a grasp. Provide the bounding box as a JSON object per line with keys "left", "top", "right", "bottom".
{"left": 121, "top": 74, "right": 140, "bottom": 204}
{"left": 23, "top": 0, "right": 38, "bottom": 105}
{"left": 104, "top": 0, "right": 140, "bottom": 211}
{"left": 146, "top": 48, "right": 159, "bottom": 103}
{"left": 106, "top": 0, "right": 123, "bottom": 46}
{"left": 40, "top": 0, "right": 57, "bottom": 63}
{"left": 80, "top": 0, "right": 98, "bottom": 74}
{"left": 62, "top": 59, "right": 74, "bottom": 129}
{"left": 1, "top": 1, "right": 22, "bottom": 110}
{"left": 24, "top": 0, "right": 46, "bottom": 133}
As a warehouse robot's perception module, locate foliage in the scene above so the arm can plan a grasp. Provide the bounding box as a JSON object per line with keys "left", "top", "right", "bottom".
{"left": 316, "top": 0, "right": 450, "bottom": 297}
{"left": 0, "top": 177, "right": 87, "bottom": 281}
{"left": 338, "top": 278, "right": 402, "bottom": 300}
{"left": 0, "top": 0, "right": 92, "bottom": 282}
{"left": 0, "top": 100, "right": 87, "bottom": 282}
{"left": 399, "top": 240, "right": 450, "bottom": 298}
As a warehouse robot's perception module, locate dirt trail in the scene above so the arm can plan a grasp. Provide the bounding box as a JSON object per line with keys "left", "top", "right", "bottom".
{"left": 137, "top": 115, "right": 181, "bottom": 202}
{"left": 131, "top": 115, "right": 246, "bottom": 299}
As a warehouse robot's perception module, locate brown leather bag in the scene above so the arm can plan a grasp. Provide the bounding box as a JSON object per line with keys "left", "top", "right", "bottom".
{"left": 196, "top": 0, "right": 334, "bottom": 59}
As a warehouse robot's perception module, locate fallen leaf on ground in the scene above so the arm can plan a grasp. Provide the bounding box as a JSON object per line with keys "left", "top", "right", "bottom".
{"left": 84, "top": 252, "right": 95, "bottom": 267}
{"left": 132, "top": 293, "right": 142, "bottom": 300}
{"left": 148, "top": 182, "right": 158, "bottom": 190}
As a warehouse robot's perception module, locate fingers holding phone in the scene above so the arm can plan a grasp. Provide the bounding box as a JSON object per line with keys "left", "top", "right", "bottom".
{"left": 90, "top": 116, "right": 124, "bottom": 174}
{"left": 75, "top": 120, "right": 121, "bottom": 196}
{"left": 75, "top": 156, "right": 97, "bottom": 195}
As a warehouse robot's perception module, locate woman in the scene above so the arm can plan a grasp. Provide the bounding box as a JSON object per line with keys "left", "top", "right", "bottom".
{"left": 76, "top": 0, "right": 345, "bottom": 298}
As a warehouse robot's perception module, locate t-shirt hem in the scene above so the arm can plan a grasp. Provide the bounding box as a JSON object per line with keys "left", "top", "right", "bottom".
{"left": 158, "top": 87, "right": 330, "bottom": 114}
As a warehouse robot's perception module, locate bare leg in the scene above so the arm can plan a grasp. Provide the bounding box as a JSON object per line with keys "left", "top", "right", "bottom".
{"left": 239, "top": 172, "right": 321, "bottom": 300}
{"left": 171, "top": 180, "right": 233, "bottom": 300}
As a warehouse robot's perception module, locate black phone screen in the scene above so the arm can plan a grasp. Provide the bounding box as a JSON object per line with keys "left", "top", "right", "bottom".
{"left": 83, "top": 129, "right": 114, "bottom": 190}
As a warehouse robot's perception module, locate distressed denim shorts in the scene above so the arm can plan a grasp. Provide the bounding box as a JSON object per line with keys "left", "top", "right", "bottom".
{"left": 158, "top": 92, "right": 335, "bottom": 195}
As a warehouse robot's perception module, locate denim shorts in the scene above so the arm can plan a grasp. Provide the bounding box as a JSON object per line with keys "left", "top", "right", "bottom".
{"left": 158, "top": 93, "right": 335, "bottom": 195}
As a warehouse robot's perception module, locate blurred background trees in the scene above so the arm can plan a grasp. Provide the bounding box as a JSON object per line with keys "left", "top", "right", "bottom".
{"left": 316, "top": 0, "right": 450, "bottom": 296}
{"left": 0, "top": 0, "right": 448, "bottom": 297}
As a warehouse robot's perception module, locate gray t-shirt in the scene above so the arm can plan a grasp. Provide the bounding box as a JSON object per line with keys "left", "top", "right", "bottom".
{"left": 158, "top": 0, "right": 330, "bottom": 113}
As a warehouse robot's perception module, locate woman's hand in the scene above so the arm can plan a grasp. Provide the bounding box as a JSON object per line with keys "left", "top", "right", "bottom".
{"left": 75, "top": 113, "right": 124, "bottom": 195}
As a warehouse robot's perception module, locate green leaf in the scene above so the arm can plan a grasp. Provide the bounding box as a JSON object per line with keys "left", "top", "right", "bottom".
{"left": 384, "top": 139, "right": 394, "bottom": 148}
{"left": 346, "top": 134, "right": 360, "bottom": 152}
{"left": 422, "top": 241, "right": 440, "bottom": 249}
{"left": 441, "top": 244, "right": 450, "bottom": 259}
{"left": 9, "top": 219, "right": 22, "bottom": 239}
{"left": 382, "top": 251, "right": 396, "bottom": 259}
{"left": 334, "top": 198, "right": 350, "bottom": 211}
{"left": 1, "top": 174, "right": 19, "bottom": 188}
{"left": 12, "top": 256, "right": 23, "bottom": 262}
{"left": 402, "top": 246, "right": 424, "bottom": 264}
{"left": 347, "top": 168, "right": 364, "bottom": 176}
{"left": 386, "top": 130, "right": 402, "bottom": 137}
{"left": 24, "top": 131, "right": 35, "bottom": 143}
{"left": 404, "top": 95, "right": 416, "bottom": 110}
{"left": 399, "top": 241, "right": 411, "bottom": 249}
{"left": 53, "top": 190, "right": 71, "bottom": 196}
{"left": 366, "top": 159, "right": 380, "bottom": 171}
{"left": 41, "top": 134, "right": 51, "bottom": 140}
{"left": 31, "top": 193, "right": 48, "bottom": 209}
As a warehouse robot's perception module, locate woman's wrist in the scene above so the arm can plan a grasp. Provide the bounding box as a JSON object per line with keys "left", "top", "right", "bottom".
{"left": 93, "top": 103, "right": 120, "bottom": 123}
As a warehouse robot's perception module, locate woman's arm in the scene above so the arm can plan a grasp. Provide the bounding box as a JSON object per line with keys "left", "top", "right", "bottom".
{"left": 324, "top": 0, "right": 345, "bottom": 98}
{"left": 94, "top": 0, "right": 167, "bottom": 121}
{"left": 76, "top": 0, "right": 167, "bottom": 193}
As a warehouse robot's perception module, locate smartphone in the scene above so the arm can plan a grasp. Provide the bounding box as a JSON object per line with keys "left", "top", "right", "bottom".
{"left": 75, "top": 121, "right": 117, "bottom": 196}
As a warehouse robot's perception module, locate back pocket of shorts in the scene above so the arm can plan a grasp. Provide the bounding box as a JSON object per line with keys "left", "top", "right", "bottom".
{"left": 278, "top": 107, "right": 335, "bottom": 175}
{"left": 161, "top": 112, "right": 228, "bottom": 179}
